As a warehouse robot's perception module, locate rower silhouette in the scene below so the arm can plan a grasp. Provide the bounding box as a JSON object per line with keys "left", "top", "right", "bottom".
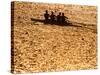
{"left": 44, "top": 10, "right": 49, "bottom": 23}
{"left": 50, "top": 11, "right": 55, "bottom": 24}
{"left": 57, "top": 12, "right": 62, "bottom": 24}
{"left": 61, "top": 13, "right": 68, "bottom": 24}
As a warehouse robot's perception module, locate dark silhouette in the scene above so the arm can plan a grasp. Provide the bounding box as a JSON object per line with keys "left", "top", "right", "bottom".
{"left": 31, "top": 10, "right": 95, "bottom": 29}
{"left": 57, "top": 12, "right": 62, "bottom": 24}
{"left": 43, "top": 10, "right": 70, "bottom": 25}
{"left": 50, "top": 11, "right": 55, "bottom": 24}
{"left": 31, "top": 10, "right": 72, "bottom": 25}
{"left": 61, "top": 13, "right": 68, "bottom": 24}
{"left": 44, "top": 10, "right": 49, "bottom": 23}
{"left": 31, "top": 10, "right": 96, "bottom": 32}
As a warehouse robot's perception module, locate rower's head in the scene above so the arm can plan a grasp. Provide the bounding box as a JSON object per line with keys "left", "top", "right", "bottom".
{"left": 59, "top": 12, "right": 61, "bottom": 15}
{"left": 62, "top": 13, "right": 64, "bottom": 16}
{"left": 51, "top": 11, "right": 54, "bottom": 15}
{"left": 45, "top": 10, "right": 48, "bottom": 14}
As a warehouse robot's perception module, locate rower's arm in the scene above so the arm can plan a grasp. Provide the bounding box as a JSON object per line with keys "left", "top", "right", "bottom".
{"left": 65, "top": 17, "right": 68, "bottom": 19}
